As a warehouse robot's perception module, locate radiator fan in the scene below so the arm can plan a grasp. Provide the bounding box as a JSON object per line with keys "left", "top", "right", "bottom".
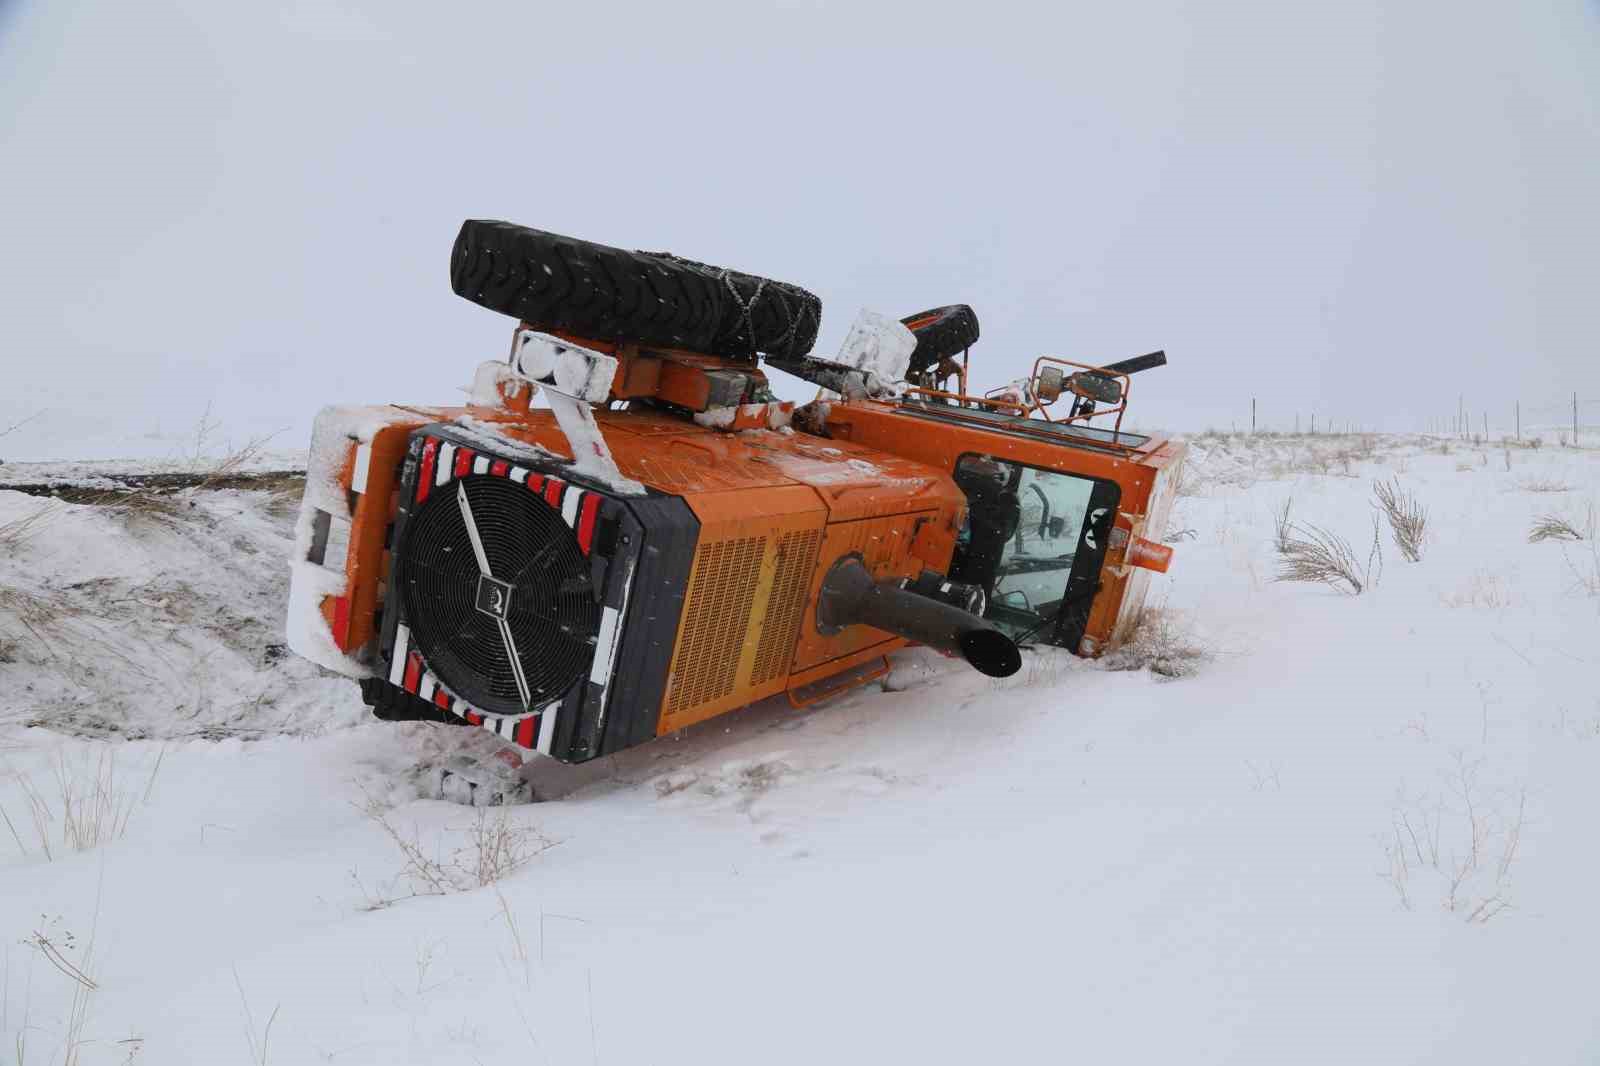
{"left": 397, "top": 475, "right": 599, "bottom": 715}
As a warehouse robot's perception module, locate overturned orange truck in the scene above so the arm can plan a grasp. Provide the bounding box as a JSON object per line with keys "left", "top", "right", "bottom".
{"left": 287, "top": 221, "right": 1185, "bottom": 766}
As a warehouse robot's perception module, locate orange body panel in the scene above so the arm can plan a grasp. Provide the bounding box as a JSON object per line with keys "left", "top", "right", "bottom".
{"left": 320, "top": 401, "right": 969, "bottom": 738}
{"left": 814, "top": 398, "right": 1185, "bottom": 655}
{"left": 336, "top": 424, "right": 411, "bottom": 652}
{"left": 789, "top": 512, "right": 936, "bottom": 673}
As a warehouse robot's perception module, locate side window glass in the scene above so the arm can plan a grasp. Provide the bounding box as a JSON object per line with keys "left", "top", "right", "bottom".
{"left": 951, "top": 455, "right": 1103, "bottom": 641}
{"left": 1012, "top": 467, "right": 1096, "bottom": 562}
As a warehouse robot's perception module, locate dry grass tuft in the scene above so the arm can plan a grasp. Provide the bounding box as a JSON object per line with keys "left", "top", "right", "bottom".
{"left": 1276, "top": 522, "right": 1371, "bottom": 595}
{"left": 1273, "top": 498, "right": 1294, "bottom": 555}
{"left": 0, "top": 498, "right": 62, "bottom": 549}
{"left": 1382, "top": 755, "right": 1525, "bottom": 923}
{"left": 1528, "top": 514, "right": 1586, "bottom": 543}
{"left": 0, "top": 585, "right": 64, "bottom": 649}
{"left": 1528, "top": 504, "right": 1593, "bottom": 546}
{"left": 109, "top": 488, "right": 192, "bottom": 528}
{"left": 265, "top": 481, "right": 305, "bottom": 519}
{"left": 105, "top": 433, "right": 280, "bottom": 529}
{"left": 1518, "top": 478, "right": 1574, "bottom": 494}
{"left": 2, "top": 746, "right": 164, "bottom": 861}
{"left": 1373, "top": 478, "right": 1428, "bottom": 562}
{"left": 1102, "top": 607, "right": 1210, "bottom": 680}
{"left": 355, "top": 793, "right": 556, "bottom": 907}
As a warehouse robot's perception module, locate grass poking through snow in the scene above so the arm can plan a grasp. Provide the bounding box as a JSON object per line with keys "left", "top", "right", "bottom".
{"left": 1, "top": 746, "right": 164, "bottom": 861}
{"left": 1275, "top": 522, "right": 1374, "bottom": 595}
{"left": 353, "top": 791, "right": 556, "bottom": 908}
{"left": 1102, "top": 607, "right": 1210, "bottom": 680}
{"left": 1372, "top": 477, "right": 1428, "bottom": 562}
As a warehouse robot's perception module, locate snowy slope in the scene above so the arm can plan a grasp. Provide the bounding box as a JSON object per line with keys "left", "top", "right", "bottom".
{"left": 2, "top": 433, "right": 1598, "bottom": 1064}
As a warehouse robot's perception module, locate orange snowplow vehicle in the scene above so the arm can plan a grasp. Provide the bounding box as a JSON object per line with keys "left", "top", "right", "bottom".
{"left": 287, "top": 221, "right": 1185, "bottom": 773}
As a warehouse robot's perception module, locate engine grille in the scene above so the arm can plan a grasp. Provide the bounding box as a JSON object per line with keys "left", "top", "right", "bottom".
{"left": 665, "top": 536, "right": 764, "bottom": 713}
{"left": 397, "top": 475, "right": 599, "bottom": 715}
{"left": 750, "top": 529, "right": 821, "bottom": 685}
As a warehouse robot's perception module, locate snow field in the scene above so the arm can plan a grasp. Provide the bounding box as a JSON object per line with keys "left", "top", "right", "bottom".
{"left": 0, "top": 431, "right": 1597, "bottom": 1064}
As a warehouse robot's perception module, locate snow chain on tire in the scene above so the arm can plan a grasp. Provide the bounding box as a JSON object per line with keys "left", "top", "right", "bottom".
{"left": 641, "top": 252, "right": 822, "bottom": 365}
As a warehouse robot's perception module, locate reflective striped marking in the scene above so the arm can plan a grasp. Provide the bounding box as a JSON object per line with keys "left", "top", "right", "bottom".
{"left": 536, "top": 704, "right": 558, "bottom": 754}
{"left": 436, "top": 443, "right": 455, "bottom": 486}
{"left": 389, "top": 624, "right": 410, "bottom": 685}
{"left": 561, "top": 489, "right": 582, "bottom": 526}
{"left": 351, "top": 443, "right": 372, "bottom": 494}
{"left": 590, "top": 606, "right": 620, "bottom": 687}
{"left": 417, "top": 439, "right": 438, "bottom": 503}
{"left": 473, "top": 455, "right": 490, "bottom": 475}
{"left": 576, "top": 494, "right": 601, "bottom": 553}
{"left": 419, "top": 674, "right": 437, "bottom": 701}
{"left": 510, "top": 467, "right": 528, "bottom": 484}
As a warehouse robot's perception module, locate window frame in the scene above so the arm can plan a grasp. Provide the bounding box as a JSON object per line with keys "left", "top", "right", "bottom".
{"left": 953, "top": 451, "right": 1122, "bottom": 650}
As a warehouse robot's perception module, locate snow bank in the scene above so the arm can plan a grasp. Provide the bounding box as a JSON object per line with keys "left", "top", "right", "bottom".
{"left": 4, "top": 433, "right": 1600, "bottom": 1064}
{"left": 0, "top": 485, "right": 356, "bottom": 740}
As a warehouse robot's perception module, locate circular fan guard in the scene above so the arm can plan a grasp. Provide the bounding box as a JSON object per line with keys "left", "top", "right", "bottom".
{"left": 397, "top": 475, "right": 599, "bottom": 716}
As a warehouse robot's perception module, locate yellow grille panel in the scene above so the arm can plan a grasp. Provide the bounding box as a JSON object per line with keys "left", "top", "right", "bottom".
{"left": 666, "top": 536, "right": 764, "bottom": 713}
{"left": 750, "top": 529, "right": 822, "bottom": 686}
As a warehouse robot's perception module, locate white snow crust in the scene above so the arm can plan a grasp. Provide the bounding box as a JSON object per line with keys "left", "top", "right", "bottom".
{"left": 466, "top": 359, "right": 531, "bottom": 410}
{"left": 692, "top": 405, "right": 738, "bottom": 429}
{"left": 450, "top": 416, "right": 564, "bottom": 466}
{"left": 3, "top": 431, "right": 1600, "bottom": 1064}
{"left": 692, "top": 403, "right": 795, "bottom": 431}
{"left": 836, "top": 308, "right": 915, "bottom": 384}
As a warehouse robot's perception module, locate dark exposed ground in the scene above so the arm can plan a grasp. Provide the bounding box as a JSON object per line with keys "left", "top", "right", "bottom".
{"left": 0, "top": 469, "right": 305, "bottom": 502}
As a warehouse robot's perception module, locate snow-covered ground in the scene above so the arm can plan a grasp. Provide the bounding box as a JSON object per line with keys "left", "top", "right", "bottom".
{"left": 2, "top": 431, "right": 1598, "bottom": 1064}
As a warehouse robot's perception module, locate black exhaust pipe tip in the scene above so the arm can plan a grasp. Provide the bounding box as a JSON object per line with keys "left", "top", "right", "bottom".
{"left": 958, "top": 629, "right": 1022, "bottom": 678}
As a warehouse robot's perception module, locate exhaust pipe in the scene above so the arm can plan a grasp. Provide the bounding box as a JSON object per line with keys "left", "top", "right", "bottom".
{"left": 816, "top": 557, "right": 1022, "bottom": 678}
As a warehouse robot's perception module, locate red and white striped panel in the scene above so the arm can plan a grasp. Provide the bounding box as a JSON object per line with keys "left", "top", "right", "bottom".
{"left": 390, "top": 622, "right": 560, "bottom": 753}
{"left": 415, "top": 437, "right": 604, "bottom": 553}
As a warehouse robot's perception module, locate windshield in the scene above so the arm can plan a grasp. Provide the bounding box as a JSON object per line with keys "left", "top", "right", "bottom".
{"left": 950, "top": 455, "right": 1106, "bottom": 642}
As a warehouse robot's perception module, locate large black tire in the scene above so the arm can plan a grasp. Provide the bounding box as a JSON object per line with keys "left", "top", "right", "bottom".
{"left": 451, "top": 220, "right": 820, "bottom": 359}
{"left": 901, "top": 304, "right": 980, "bottom": 376}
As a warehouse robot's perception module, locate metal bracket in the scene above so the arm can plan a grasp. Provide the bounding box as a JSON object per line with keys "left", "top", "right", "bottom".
{"left": 508, "top": 330, "right": 645, "bottom": 495}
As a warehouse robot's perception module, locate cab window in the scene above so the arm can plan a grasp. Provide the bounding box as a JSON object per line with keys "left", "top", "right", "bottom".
{"left": 950, "top": 454, "right": 1110, "bottom": 644}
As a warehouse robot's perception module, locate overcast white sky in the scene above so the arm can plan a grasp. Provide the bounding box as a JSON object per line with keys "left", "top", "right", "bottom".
{"left": 2, "top": 0, "right": 1597, "bottom": 460}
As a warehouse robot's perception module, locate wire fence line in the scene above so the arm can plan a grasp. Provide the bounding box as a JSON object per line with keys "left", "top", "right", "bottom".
{"left": 1231, "top": 393, "right": 1597, "bottom": 446}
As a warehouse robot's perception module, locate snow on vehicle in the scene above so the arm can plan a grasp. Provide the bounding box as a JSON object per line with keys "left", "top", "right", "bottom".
{"left": 286, "top": 221, "right": 1185, "bottom": 793}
